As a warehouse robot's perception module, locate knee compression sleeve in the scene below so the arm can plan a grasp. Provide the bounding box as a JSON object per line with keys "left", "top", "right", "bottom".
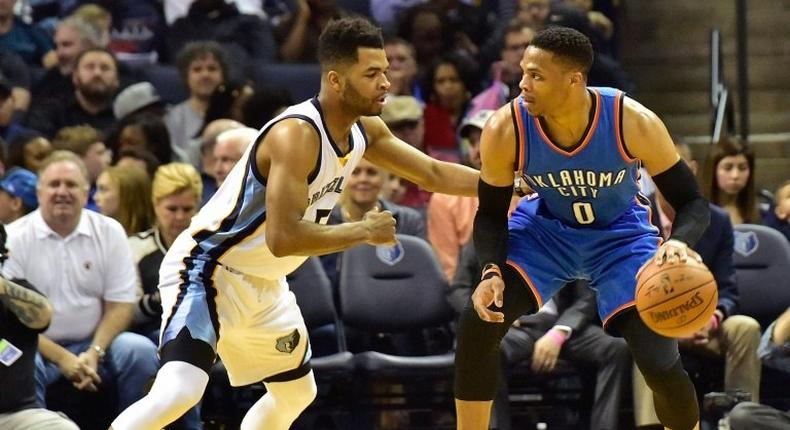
{"left": 455, "top": 266, "right": 537, "bottom": 400}
{"left": 617, "top": 312, "right": 699, "bottom": 430}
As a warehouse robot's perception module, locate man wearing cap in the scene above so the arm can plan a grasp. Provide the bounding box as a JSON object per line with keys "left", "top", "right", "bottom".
{"left": 0, "top": 168, "right": 37, "bottom": 225}
{"left": 113, "top": 82, "right": 165, "bottom": 121}
{"left": 427, "top": 109, "right": 493, "bottom": 281}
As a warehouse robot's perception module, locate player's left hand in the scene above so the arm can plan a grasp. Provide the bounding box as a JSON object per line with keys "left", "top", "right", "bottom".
{"left": 653, "top": 239, "right": 703, "bottom": 266}
{"left": 532, "top": 332, "right": 562, "bottom": 373}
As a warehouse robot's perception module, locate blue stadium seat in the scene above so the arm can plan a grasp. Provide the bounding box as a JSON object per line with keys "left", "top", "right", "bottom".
{"left": 250, "top": 63, "right": 321, "bottom": 102}
{"left": 732, "top": 224, "right": 790, "bottom": 328}
{"left": 138, "top": 64, "right": 189, "bottom": 104}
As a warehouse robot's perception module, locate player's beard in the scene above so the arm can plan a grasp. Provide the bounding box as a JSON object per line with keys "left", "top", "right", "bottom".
{"left": 342, "top": 81, "right": 380, "bottom": 117}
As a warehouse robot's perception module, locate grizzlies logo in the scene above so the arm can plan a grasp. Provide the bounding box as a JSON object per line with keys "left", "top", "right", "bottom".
{"left": 275, "top": 329, "right": 300, "bottom": 354}
{"left": 376, "top": 241, "right": 404, "bottom": 266}
{"left": 733, "top": 231, "right": 759, "bottom": 257}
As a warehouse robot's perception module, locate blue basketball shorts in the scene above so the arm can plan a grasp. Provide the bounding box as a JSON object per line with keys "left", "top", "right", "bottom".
{"left": 506, "top": 195, "right": 661, "bottom": 329}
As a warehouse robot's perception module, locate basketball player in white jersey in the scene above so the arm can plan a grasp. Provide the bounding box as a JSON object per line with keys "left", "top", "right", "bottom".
{"left": 110, "top": 17, "right": 478, "bottom": 430}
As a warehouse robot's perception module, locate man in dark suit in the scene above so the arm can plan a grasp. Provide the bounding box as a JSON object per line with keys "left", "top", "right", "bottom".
{"left": 633, "top": 143, "right": 761, "bottom": 429}
{"left": 451, "top": 242, "right": 631, "bottom": 430}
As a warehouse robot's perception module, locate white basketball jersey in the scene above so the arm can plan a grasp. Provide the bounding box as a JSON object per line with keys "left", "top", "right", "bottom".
{"left": 165, "top": 98, "right": 368, "bottom": 280}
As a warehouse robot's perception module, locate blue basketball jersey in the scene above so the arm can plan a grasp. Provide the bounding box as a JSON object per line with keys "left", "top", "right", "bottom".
{"left": 514, "top": 87, "right": 641, "bottom": 228}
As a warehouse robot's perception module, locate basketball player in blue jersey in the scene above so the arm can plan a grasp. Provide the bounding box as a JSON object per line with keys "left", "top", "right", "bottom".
{"left": 454, "top": 27, "right": 710, "bottom": 430}
{"left": 110, "top": 17, "right": 478, "bottom": 430}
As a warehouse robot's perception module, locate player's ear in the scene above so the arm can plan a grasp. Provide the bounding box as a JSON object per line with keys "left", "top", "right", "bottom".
{"left": 570, "top": 71, "right": 584, "bottom": 86}
{"left": 327, "top": 70, "right": 342, "bottom": 92}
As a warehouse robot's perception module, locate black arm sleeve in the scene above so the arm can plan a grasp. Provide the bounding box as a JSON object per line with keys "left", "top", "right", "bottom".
{"left": 473, "top": 179, "right": 513, "bottom": 272}
{"left": 652, "top": 160, "right": 711, "bottom": 247}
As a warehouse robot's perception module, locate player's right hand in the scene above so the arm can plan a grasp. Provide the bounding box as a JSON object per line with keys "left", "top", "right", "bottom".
{"left": 362, "top": 209, "right": 396, "bottom": 245}
{"left": 472, "top": 276, "right": 506, "bottom": 323}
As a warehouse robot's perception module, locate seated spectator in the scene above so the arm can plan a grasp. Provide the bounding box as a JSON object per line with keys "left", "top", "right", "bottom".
{"left": 128, "top": 162, "right": 202, "bottom": 341}
{"left": 70, "top": 3, "right": 111, "bottom": 47}
{"left": 196, "top": 79, "right": 255, "bottom": 136}
{"left": 0, "top": 0, "right": 53, "bottom": 67}
{"left": 51, "top": 125, "right": 111, "bottom": 211}
{"left": 727, "top": 306, "right": 790, "bottom": 429}
{"left": 0, "top": 272, "right": 78, "bottom": 430}
{"left": 25, "top": 48, "right": 119, "bottom": 137}
{"left": 379, "top": 95, "right": 431, "bottom": 210}
{"left": 168, "top": 0, "right": 275, "bottom": 68}
{"left": 2, "top": 150, "right": 159, "bottom": 418}
{"left": 320, "top": 158, "right": 426, "bottom": 286}
{"left": 421, "top": 52, "right": 479, "bottom": 162}
{"left": 94, "top": 165, "right": 155, "bottom": 235}
{"left": 100, "top": 0, "right": 166, "bottom": 66}
{"left": 5, "top": 131, "right": 51, "bottom": 173}
{"left": 165, "top": 41, "right": 227, "bottom": 167}
{"left": 763, "top": 180, "right": 790, "bottom": 242}
{"left": 427, "top": 109, "right": 491, "bottom": 281}
{"left": 0, "top": 49, "right": 32, "bottom": 113}
{"left": 31, "top": 17, "right": 105, "bottom": 108}
{"left": 702, "top": 136, "right": 760, "bottom": 225}
{"left": 197, "top": 119, "right": 243, "bottom": 204}
{"left": 212, "top": 127, "right": 257, "bottom": 187}
{"left": 112, "top": 82, "right": 166, "bottom": 122}
{"left": 396, "top": 4, "right": 457, "bottom": 72}
{"left": 0, "top": 167, "right": 37, "bottom": 224}
{"left": 110, "top": 112, "right": 172, "bottom": 165}
{"left": 115, "top": 147, "right": 161, "bottom": 178}
{"left": 634, "top": 142, "right": 762, "bottom": 429}
{"left": 383, "top": 36, "right": 422, "bottom": 101}
{"left": 0, "top": 71, "right": 30, "bottom": 142}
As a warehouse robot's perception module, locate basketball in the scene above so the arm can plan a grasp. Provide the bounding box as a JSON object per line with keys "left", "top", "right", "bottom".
{"left": 635, "top": 258, "right": 718, "bottom": 338}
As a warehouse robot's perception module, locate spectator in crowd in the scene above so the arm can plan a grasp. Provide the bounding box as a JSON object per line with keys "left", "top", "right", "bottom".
{"left": 728, "top": 306, "right": 790, "bottom": 429}
{"left": 128, "top": 162, "right": 201, "bottom": 341}
{"left": 273, "top": 0, "right": 347, "bottom": 63}
{"left": 112, "top": 82, "right": 166, "bottom": 122}
{"left": 98, "top": 0, "right": 166, "bottom": 66}
{"left": 211, "top": 126, "right": 257, "bottom": 187}
{"left": 763, "top": 180, "right": 790, "bottom": 242}
{"left": 111, "top": 112, "right": 172, "bottom": 165}
{"left": 476, "top": 21, "right": 535, "bottom": 108}
{"left": 168, "top": 0, "right": 275, "bottom": 68}
{"left": 0, "top": 71, "right": 30, "bottom": 142}
{"left": 702, "top": 136, "right": 760, "bottom": 225}
{"left": 427, "top": 109, "right": 491, "bottom": 281}
{"left": 197, "top": 118, "right": 243, "bottom": 204}
{"left": 239, "top": 86, "right": 293, "bottom": 130}
{"left": 114, "top": 147, "right": 161, "bottom": 178}
{"left": 383, "top": 36, "right": 422, "bottom": 101}
{"left": 370, "top": 0, "right": 424, "bottom": 36}
{"left": 51, "top": 125, "right": 110, "bottom": 211}
{"left": 397, "top": 4, "right": 456, "bottom": 72}
{"left": 421, "top": 52, "right": 479, "bottom": 162}
{"left": 0, "top": 272, "right": 79, "bottom": 430}
{"left": 0, "top": 167, "right": 36, "bottom": 224}
{"left": 32, "top": 16, "right": 105, "bottom": 107}
{"left": 1, "top": 150, "right": 159, "bottom": 417}
{"left": 70, "top": 3, "right": 111, "bottom": 48}
{"left": 379, "top": 95, "right": 431, "bottom": 210}
{"left": 165, "top": 41, "right": 226, "bottom": 167}
{"left": 0, "top": 49, "right": 32, "bottom": 113}
{"left": 25, "top": 48, "right": 119, "bottom": 137}
{"left": 94, "top": 165, "right": 154, "bottom": 235}
{"left": 634, "top": 142, "right": 762, "bottom": 429}
{"left": 0, "top": 0, "right": 53, "bottom": 67}
{"left": 5, "top": 131, "right": 51, "bottom": 173}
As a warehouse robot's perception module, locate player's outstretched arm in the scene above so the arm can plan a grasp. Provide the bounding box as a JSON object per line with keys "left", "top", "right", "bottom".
{"left": 470, "top": 106, "right": 517, "bottom": 323}
{"left": 261, "top": 120, "right": 395, "bottom": 257}
{"left": 623, "top": 98, "right": 710, "bottom": 258}
{"left": 360, "top": 116, "right": 478, "bottom": 197}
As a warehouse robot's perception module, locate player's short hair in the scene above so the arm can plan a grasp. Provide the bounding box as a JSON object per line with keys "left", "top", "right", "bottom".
{"left": 318, "top": 17, "right": 383, "bottom": 71}
{"left": 530, "top": 26, "right": 594, "bottom": 75}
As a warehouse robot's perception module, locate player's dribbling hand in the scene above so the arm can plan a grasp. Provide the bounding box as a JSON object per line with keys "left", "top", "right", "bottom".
{"left": 472, "top": 276, "right": 506, "bottom": 323}
{"left": 652, "top": 239, "right": 703, "bottom": 266}
{"left": 362, "top": 209, "right": 397, "bottom": 245}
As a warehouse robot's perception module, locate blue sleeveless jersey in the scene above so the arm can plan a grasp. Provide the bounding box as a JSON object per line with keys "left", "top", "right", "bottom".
{"left": 515, "top": 87, "right": 641, "bottom": 228}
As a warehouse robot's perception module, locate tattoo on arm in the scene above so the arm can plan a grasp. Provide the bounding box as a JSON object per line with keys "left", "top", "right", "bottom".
{"left": 0, "top": 278, "right": 51, "bottom": 328}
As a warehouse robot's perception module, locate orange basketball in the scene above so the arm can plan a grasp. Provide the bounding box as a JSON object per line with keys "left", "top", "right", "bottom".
{"left": 635, "top": 258, "right": 718, "bottom": 338}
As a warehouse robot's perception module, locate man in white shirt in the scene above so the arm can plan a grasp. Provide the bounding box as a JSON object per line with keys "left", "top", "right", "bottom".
{"left": 1, "top": 151, "right": 159, "bottom": 416}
